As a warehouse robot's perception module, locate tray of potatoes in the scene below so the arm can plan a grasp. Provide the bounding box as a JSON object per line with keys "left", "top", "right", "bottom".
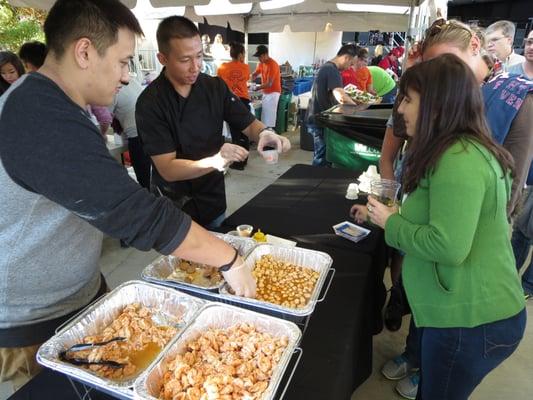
{"left": 219, "top": 244, "right": 334, "bottom": 321}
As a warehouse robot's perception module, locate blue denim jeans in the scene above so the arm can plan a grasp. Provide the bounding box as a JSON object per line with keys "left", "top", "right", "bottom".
{"left": 511, "top": 228, "right": 533, "bottom": 296}
{"left": 382, "top": 85, "right": 398, "bottom": 104}
{"left": 404, "top": 319, "right": 420, "bottom": 368}
{"left": 204, "top": 212, "right": 226, "bottom": 230}
{"left": 415, "top": 308, "right": 526, "bottom": 400}
{"left": 307, "top": 123, "right": 330, "bottom": 167}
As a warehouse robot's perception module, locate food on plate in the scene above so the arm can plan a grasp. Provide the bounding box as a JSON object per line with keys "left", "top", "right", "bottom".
{"left": 252, "top": 255, "right": 320, "bottom": 308}
{"left": 167, "top": 260, "right": 222, "bottom": 287}
{"left": 344, "top": 84, "right": 382, "bottom": 104}
{"left": 159, "top": 323, "right": 288, "bottom": 400}
{"left": 61, "top": 303, "right": 178, "bottom": 380}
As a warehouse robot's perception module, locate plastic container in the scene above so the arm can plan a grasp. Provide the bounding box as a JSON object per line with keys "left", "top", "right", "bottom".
{"left": 262, "top": 149, "right": 279, "bottom": 164}
{"left": 237, "top": 224, "right": 253, "bottom": 237}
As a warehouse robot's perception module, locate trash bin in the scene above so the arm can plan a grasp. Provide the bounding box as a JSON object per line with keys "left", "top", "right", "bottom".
{"left": 275, "top": 93, "right": 292, "bottom": 134}
{"left": 298, "top": 108, "right": 313, "bottom": 151}
{"left": 325, "top": 128, "right": 380, "bottom": 170}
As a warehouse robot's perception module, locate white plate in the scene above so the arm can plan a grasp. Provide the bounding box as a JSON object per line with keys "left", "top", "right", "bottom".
{"left": 332, "top": 221, "right": 371, "bottom": 243}
{"left": 266, "top": 234, "right": 297, "bottom": 247}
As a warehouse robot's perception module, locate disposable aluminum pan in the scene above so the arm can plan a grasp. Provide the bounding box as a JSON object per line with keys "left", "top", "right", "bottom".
{"left": 36, "top": 280, "right": 205, "bottom": 397}
{"left": 141, "top": 232, "right": 256, "bottom": 293}
{"left": 134, "top": 303, "right": 302, "bottom": 400}
{"left": 218, "top": 244, "right": 334, "bottom": 320}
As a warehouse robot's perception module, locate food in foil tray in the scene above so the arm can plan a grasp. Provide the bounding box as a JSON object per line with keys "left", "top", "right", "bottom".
{"left": 253, "top": 255, "right": 320, "bottom": 309}
{"left": 344, "top": 84, "right": 382, "bottom": 104}
{"left": 159, "top": 323, "right": 288, "bottom": 400}
{"left": 61, "top": 303, "right": 178, "bottom": 380}
{"left": 167, "top": 260, "right": 223, "bottom": 287}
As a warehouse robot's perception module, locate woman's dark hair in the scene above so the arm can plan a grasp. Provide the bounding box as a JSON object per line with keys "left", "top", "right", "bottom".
{"left": 356, "top": 47, "right": 369, "bottom": 60}
{"left": 0, "top": 51, "right": 25, "bottom": 86}
{"left": 229, "top": 42, "right": 245, "bottom": 60}
{"left": 44, "top": 0, "right": 143, "bottom": 59}
{"left": 399, "top": 53, "right": 514, "bottom": 194}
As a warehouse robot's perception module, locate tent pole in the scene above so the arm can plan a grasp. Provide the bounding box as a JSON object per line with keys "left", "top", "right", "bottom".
{"left": 402, "top": 0, "right": 417, "bottom": 71}
{"left": 244, "top": 15, "right": 249, "bottom": 64}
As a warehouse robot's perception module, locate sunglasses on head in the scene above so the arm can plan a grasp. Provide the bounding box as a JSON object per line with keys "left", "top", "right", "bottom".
{"left": 421, "top": 18, "right": 473, "bottom": 53}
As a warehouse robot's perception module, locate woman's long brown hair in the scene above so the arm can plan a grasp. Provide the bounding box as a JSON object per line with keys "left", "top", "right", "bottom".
{"left": 399, "top": 54, "right": 514, "bottom": 194}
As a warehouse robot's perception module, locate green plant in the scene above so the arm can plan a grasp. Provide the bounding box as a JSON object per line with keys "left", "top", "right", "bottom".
{"left": 0, "top": 0, "right": 47, "bottom": 52}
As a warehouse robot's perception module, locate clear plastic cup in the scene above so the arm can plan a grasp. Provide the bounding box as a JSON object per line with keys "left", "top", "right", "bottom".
{"left": 236, "top": 224, "right": 253, "bottom": 237}
{"left": 370, "top": 179, "right": 401, "bottom": 206}
{"left": 261, "top": 150, "right": 279, "bottom": 164}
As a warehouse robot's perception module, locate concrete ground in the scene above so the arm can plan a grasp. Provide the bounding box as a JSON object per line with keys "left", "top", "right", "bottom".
{"left": 2, "top": 129, "right": 532, "bottom": 399}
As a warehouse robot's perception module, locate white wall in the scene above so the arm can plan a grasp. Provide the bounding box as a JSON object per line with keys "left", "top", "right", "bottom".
{"left": 268, "top": 25, "right": 342, "bottom": 70}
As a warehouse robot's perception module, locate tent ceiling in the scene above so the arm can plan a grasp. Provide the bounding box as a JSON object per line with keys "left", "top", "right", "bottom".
{"left": 6, "top": 0, "right": 412, "bottom": 33}
{"left": 150, "top": 0, "right": 209, "bottom": 6}
{"left": 8, "top": 0, "right": 138, "bottom": 9}
{"left": 320, "top": 0, "right": 422, "bottom": 6}
{"left": 8, "top": 0, "right": 421, "bottom": 11}
{"left": 247, "top": 12, "right": 409, "bottom": 33}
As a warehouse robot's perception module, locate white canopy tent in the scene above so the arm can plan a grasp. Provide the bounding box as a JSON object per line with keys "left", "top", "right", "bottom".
{"left": 6, "top": 0, "right": 445, "bottom": 72}
{"left": 6, "top": 0, "right": 430, "bottom": 34}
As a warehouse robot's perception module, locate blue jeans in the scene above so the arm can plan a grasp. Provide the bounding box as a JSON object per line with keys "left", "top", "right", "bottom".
{"left": 404, "top": 319, "right": 420, "bottom": 368}
{"left": 307, "top": 123, "right": 330, "bottom": 167}
{"left": 204, "top": 212, "right": 226, "bottom": 230}
{"left": 382, "top": 85, "right": 397, "bottom": 104}
{"left": 415, "top": 308, "right": 526, "bottom": 400}
{"left": 511, "top": 228, "right": 533, "bottom": 296}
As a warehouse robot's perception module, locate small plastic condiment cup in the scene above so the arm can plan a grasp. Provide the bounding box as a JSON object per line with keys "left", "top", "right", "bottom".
{"left": 262, "top": 150, "right": 279, "bottom": 164}
{"left": 236, "top": 224, "right": 253, "bottom": 237}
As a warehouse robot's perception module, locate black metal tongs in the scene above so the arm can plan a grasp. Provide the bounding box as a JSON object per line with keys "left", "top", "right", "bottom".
{"left": 59, "top": 337, "right": 127, "bottom": 368}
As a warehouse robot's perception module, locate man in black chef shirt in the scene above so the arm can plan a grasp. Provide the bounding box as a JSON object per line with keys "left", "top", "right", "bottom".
{"left": 136, "top": 16, "right": 291, "bottom": 228}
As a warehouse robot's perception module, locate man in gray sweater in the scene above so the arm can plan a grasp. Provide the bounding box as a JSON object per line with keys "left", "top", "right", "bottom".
{"left": 0, "top": 0, "right": 257, "bottom": 390}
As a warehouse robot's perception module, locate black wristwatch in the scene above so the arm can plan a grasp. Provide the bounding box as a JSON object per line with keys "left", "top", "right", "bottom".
{"left": 219, "top": 248, "right": 239, "bottom": 272}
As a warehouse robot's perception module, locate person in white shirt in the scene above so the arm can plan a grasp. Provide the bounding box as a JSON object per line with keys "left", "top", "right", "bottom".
{"left": 508, "top": 30, "right": 533, "bottom": 79}
{"left": 485, "top": 20, "right": 525, "bottom": 71}
{"left": 111, "top": 79, "right": 151, "bottom": 189}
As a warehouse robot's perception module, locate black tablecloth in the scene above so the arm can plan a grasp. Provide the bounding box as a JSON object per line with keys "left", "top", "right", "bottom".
{"left": 224, "top": 164, "right": 388, "bottom": 399}
{"left": 10, "top": 164, "right": 387, "bottom": 400}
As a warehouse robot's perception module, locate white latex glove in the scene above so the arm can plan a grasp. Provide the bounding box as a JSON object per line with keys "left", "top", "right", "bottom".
{"left": 257, "top": 130, "right": 291, "bottom": 154}
{"left": 222, "top": 257, "right": 257, "bottom": 298}
{"left": 220, "top": 143, "right": 249, "bottom": 162}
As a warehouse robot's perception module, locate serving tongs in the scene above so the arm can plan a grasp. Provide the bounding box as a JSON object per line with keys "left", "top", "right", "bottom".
{"left": 59, "top": 336, "right": 127, "bottom": 368}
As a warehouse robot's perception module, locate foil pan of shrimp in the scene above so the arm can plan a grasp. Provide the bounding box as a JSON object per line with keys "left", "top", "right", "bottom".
{"left": 134, "top": 303, "right": 302, "bottom": 400}
{"left": 141, "top": 232, "right": 257, "bottom": 293}
{"left": 36, "top": 280, "right": 205, "bottom": 397}
{"left": 218, "top": 244, "right": 334, "bottom": 321}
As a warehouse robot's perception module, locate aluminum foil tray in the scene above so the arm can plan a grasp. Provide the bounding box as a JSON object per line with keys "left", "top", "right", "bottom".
{"left": 36, "top": 280, "right": 205, "bottom": 396}
{"left": 134, "top": 303, "right": 302, "bottom": 400}
{"left": 219, "top": 244, "right": 333, "bottom": 319}
{"left": 142, "top": 232, "right": 256, "bottom": 293}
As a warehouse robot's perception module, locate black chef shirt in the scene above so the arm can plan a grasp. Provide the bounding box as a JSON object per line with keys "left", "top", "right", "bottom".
{"left": 136, "top": 71, "right": 255, "bottom": 225}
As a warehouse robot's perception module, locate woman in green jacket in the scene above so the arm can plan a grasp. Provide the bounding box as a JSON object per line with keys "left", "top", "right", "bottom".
{"left": 363, "top": 54, "right": 526, "bottom": 399}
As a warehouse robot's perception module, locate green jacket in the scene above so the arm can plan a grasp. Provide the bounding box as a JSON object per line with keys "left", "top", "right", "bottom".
{"left": 385, "top": 139, "right": 524, "bottom": 328}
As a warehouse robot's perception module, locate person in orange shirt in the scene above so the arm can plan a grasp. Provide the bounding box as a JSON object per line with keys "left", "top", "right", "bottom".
{"left": 252, "top": 45, "right": 281, "bottom": 129}
{"left": 342, "top": 47, "right": 376, "bottom": 94}
{"left": 217, "top": 42, "right": 252, "bottom": 170}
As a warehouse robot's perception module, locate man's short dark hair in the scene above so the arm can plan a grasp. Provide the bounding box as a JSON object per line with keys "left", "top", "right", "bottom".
{"left": 157, "top": 16, "right": 200, "bottom": 54}
{"left": 19, "top": 41, "right": 47, "bottom": 68}
{"left": 44, "top": 0, "right": 143, "bottom": 59}
{"left": 337, "top": 44, "right": 359, "bottom": 58}
{"left": 229, "top": 42, "right": 245, "bottom": 60}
